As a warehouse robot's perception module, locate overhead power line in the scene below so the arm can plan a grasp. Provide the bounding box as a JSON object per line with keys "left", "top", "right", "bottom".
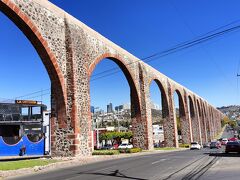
{"left": 14, "top": 88, "right": 50, "bottom": 99}
{"left": 4, "top": 19, "right": 240, "bottom": 100}
{"left": 91, "top": 20, "right": 240, "bottom": 81}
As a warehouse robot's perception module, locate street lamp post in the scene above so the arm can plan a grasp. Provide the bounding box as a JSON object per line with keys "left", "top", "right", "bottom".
{"left": 93, "top": 107, "right": 100, "bottom": 149}
{"left": 96, "top": 116, "right": 100, "bottom": 149}
{"left": 117, "top": 108, "right": 120, "bottom": 132}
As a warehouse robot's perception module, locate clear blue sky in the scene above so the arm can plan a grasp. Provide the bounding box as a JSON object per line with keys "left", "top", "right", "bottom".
{"left": 1, "top": 0, "right": 240, "bottom": 111}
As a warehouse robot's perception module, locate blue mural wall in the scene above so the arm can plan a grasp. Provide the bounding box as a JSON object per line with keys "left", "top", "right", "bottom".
{"left": 0, "top": 136, "right": 44, "bottom": 156}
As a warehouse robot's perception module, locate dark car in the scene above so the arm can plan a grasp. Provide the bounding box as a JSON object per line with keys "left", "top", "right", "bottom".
{"left": 225, "top": 141, "right": 240, "bottom": 153}
{"left": 210, "top": 141, "right": 221, "bottom": 149}
{"left": 101, "top": 144, "right": 113, "bottom": 150}
{"left": 203, "top": 142, "right": 210, "bottom": 148}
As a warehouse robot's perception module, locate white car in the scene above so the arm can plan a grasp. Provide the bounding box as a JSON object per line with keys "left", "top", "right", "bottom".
{"left": 221, "top": 138, "right": 228, "bottom": 145}
{"left": 190, "top": 142, "right": 201, "bottom": 150}
{"left": 118, "top": 143, "right": 133, "bottom": 149}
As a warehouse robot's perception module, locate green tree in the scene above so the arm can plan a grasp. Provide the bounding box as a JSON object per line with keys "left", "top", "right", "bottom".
{"left": 228, "top": 120, "right": 237, "bottom": 129}
{"left": 176, "top": 116, "right": 181, "bottom": 135}
{"left": 99, "top": 131, "right": 133, "bottom": 145}
{"left": 221, "top": 116, "right": 230, "bottom": 127}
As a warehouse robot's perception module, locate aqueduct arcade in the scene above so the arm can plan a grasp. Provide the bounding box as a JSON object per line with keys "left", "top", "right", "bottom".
{"left": 0, "top": 0, "right": 224, "bottom": 156}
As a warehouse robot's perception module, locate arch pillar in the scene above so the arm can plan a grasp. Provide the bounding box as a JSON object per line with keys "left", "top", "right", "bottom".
{"left": 199, "top": 102, "right": 207, "bottom": 144}
{"left": 165, "top": 81, "right": 178, "bottom": 147}
{"left": 131, "top": 65, "right": 151, "bottom": 150}
{"left": 202, "top": 105, "right": 208, "bottom": 143}
{"left": 194, "top": 99, "right": 202, "bottom": 145}
{"left": 209, "top": 109, "right": 214, "bottom": 140}
{"left": 180, "top": 90, "right": 192, "bottom": 144}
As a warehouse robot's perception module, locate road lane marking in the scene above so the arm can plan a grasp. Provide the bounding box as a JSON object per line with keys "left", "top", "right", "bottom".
{"left": 151, "top": 159, "right": 167, "bottom": 164}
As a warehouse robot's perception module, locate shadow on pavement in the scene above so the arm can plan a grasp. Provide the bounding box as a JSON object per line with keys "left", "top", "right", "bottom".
{"left": 77, "top": 169, "right": 148, "bottom": 180}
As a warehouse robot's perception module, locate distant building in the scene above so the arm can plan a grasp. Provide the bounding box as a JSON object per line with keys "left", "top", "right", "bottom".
{"left": 150, "top": 101, "right": 160, "bottom": 110}
{"left": 152, "top": 125, "right": 164, "bottom": 145}
{"left": 107, "top": 103, "right": 113, "bottom": 113}
{"left": 115, "top": 105, "right": 124, "bottom": 112}
{"left": 90, "top": 106, "right": 95, "bottom": 113}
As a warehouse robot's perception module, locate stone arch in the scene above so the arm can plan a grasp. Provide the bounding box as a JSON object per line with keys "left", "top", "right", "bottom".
{"left": 188, "top": 96, "right": 195, "bottom": 118}
{"left": 190, "top": 96, "right": 201, "bottom": 143}
{"left": 88, "top": 53, "right": 141, "bottom": 118}
{"left": 148, "top": 78, "right": 169, "bottom": 147}
{"left": 0, "top": 0, "right": 67, "bottom": 154}
{"left": 149, "top": 79, "right": 169, "bottom": 118}
{"left": 172, "top": 89, "right": 188, "bottom": 144}
{"left": 173, "top": 89, "right": 186, "bottom": 117}
{"left": 88, "top": 53, "right": 142, "bottom": 148}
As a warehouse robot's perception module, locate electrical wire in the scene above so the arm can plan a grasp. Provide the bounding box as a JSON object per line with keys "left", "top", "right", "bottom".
{"left": 4, "top": 19, "right": 240, "bottom": 100}
{"left": 91, "top": 22, "right": 240, "bottom": 81}
{"left": 15, "top": 88, "right": 50, "bottom": 99}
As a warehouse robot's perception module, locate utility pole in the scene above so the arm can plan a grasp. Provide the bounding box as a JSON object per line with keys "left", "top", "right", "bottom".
{"left": 117, "top": 108, "right": 120, "bottom": 132}
{"left": 93, "top": 107, "right": 100, "bottom": 149}
{"left": 96, "top": 116, "right": 99, "bottom": 149}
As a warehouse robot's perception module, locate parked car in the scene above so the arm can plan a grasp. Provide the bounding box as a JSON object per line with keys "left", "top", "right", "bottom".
{"left": 210, "top": 141, "right": 221, "bottom": 149}
{"left": 113, "top": 143, "right": 119, "bottom": 149}
{"left": 225, "top": 141, "right": 240, "bottom": 153}
{"left": 221, "top": 138, "right": 228, "bottom": 145}
{"left": 190, "top": 142, "right": 201, "bottom": 150}
{"left": 118, "top": 143, "right": 133, "bottom": 149}
{"left": 203, "top": 142, "right": 210, "bottom": 148}
{"left": 101, "top": 144, "right": 113, "bottom": 150}
{"left": 228, "top": 137, "right": 238, "bottom": 142}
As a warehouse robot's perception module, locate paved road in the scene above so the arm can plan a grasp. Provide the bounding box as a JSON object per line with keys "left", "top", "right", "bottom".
{"left": 221, "top": 126, "right": 235, "bottom": 139}
{"left": 9, "top": 148, "right": 222, "bottom": 180}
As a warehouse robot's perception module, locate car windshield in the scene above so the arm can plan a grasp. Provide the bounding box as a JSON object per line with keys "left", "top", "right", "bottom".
{"left": 121, "top": 144, "right": 127, "bottom": 146}
{"left": 211, "top": 142, "right": 216, "bottom": 145}
{"left": 191, "top": 142, "right": 198, "bottom": 145}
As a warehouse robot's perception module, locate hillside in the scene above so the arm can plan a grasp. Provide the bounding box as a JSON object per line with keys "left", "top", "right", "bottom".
{"left": 217, "top": 105, "right": 240, "bottom": 120}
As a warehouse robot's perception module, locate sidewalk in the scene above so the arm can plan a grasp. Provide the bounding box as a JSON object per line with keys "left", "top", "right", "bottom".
{"left": 200, "top": 155, "right": 240, "bottom": 180}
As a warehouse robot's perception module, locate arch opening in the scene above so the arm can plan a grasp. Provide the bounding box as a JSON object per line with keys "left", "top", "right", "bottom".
{"left": 149, "top": 79, "right": 169, "bottom": 148}
{"left": 89, "top": 57, "right": 141, "bottom": 150}
{"left": 173, "top": 90, "right": 185, "bottom": 145}
{"left": 0, "top": 1, "right": 66, "bottom": 156}
{"left": 188, "top": 96, "right": 195, "bottom": 119}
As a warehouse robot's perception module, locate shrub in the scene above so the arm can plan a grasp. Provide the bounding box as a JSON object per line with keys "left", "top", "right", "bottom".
{"left": 179, "top": 144, "right": 190, "bottom": 148}
{"left": 129, "top": 148, "right": 142, "bottom": 153}
{"left": 119, "top": 148, "right": 142, "bottom": 153}
{"left": 92, "top": 150, "right": 119, "bottom": 155}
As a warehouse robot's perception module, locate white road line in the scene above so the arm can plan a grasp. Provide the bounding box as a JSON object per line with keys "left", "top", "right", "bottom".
{"left": 151, "top": 159, "right": 167, "bottom": 164}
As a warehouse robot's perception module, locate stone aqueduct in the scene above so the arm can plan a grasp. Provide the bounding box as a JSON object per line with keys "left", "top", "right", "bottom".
{"left": 0, "top": 0, "right": 224, "bottom": 156}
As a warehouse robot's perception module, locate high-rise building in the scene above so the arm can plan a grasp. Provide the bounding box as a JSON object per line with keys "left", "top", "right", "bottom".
{"left": 107, "top": 103, "right": 113, "bottom": 113}
{"left": 115, "top": 105, "right": 124, "bottom": 112}
{"left": 90, "top": 106, "right": 95, "bottom": 113}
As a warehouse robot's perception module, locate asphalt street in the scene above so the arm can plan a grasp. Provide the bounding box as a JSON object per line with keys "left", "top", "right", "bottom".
{"left": 7, "top": 126, "right": 239, "bottom": 180}
{"left": 9, "top": 148, "right": 223, "bottom": 180}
